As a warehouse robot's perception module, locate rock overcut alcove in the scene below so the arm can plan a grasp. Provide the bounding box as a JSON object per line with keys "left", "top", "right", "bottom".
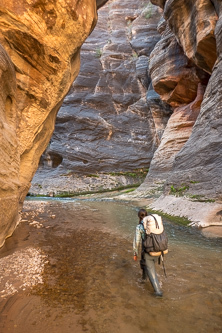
{"left": 0, "top": 0, "right": 106, "bottom": 247}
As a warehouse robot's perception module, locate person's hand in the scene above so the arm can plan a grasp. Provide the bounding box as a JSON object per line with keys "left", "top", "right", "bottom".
{"left": 133, "top": 255, "right": 137, "bottom": 261}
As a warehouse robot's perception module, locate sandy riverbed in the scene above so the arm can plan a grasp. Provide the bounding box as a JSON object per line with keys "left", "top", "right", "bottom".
{"left": 0, "top": 197, "right": 221, "bottom": 333}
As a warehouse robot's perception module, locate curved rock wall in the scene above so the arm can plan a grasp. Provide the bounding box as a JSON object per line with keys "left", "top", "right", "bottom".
{"left": 0, "top": 45, "right": 18, "bottom": 245}
{"left": 165, "top": 1, "right": 222, "bottom": 200}
{"left": 139, "top": 0, "right": 222, "bottom": 223}
{"left": 0, "top": 0, "right": 100, "bottom": 247}
{"left": 31, "top": 0, "right": 171, "bottom": 195}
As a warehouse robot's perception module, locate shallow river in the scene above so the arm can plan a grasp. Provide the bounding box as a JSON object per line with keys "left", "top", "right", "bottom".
{"left": 0, "top": 198, "right": 221, "bottom": 333}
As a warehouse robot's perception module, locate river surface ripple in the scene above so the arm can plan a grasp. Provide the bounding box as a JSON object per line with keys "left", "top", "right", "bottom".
{"left": 0, "top": 198, "right": 221, "bottom": 333}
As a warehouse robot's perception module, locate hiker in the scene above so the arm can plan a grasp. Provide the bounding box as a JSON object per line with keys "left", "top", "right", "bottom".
{"left": 133, "top": 209, "right": 163, "bottom": 297}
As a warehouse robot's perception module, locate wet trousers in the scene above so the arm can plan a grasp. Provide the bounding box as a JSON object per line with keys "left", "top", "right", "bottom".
{"left": 143, "top": 252, "right": 162, "bottom": 296}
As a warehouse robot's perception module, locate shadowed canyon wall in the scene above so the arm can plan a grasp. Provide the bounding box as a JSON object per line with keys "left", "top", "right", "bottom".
{"left": 138, "top": 0, "right": 222, "bottom": 207}
{"left": 0, "top": 0, "right": 106, "bottom": 247}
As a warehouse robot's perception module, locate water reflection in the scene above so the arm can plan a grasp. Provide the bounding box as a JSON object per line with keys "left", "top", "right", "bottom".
{"left": 0, "top": 199, "right": 221, "bottom": 333}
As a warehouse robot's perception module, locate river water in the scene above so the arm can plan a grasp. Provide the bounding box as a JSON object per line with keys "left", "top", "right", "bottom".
{"left": 0, "top": 198, "right": 221, "bottom": 333}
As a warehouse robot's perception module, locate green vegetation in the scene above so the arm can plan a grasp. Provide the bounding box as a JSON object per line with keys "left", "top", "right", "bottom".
{"left": 54, "top": 184, "right": 140, "bottom": 197}
{"left": 169, "top": 182, "right": 215, "bottom": 202}
{"left": 110, "top": 168, "right": 148, "bottom": 177}
{"left": 144, "top": 11, "right": 152, "bottom": 19}
{"left": 189, "top": 194, "right": 215, "bottom": 203}
{"left": 27, "top": 184, "right": 140, "bottom": 199}
{"left": 170, "top": 184, "right": 189, "bottom": 196}
{"left": 143, "top": 3, "right": 153, "bottom": 19}
{"left": 201, "top": 199, "right": 216, "bottom": 203}
{"left": 189, "top": 194, "right": 203, "bottom": 200}
{"left": 95, "top": 48, "right": 103, "bottom": 58}
{"left": 86, "top": 174, "right": 100, "bottom": 178}
{"left": 85, "top": 169, "right": 149, "bottom": 179}
{"left": 59, "top": 169, "right": 73, "bottom": 177}
{"left": 121, "top": 188, "right": 136, "bottom": 194}
{"left": 27, "top": 193, "right": 48, "bottom": 197}
{"left": 169, "top": 180, "right": 215, "bottom": 202}
{"left": 60, "top": 169, "right": 149, "bottom": 179}
{"left": 109, "top": 171, "right": 138, "bottom": 177}
{"left": 131, "top": 51, "right": 138, "bottom": 59}
{"left": 146, "top": 208, "right": 191, "bottom": 226}
{"left": 126, "top": 19, "right": 132, "bottom": 27}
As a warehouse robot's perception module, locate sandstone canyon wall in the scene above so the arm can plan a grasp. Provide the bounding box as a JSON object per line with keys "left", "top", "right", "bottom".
{"left": 30, "top": 0, "right": 172, "bottom": 196}
{"left": 138, "top": 0, "right": 222, "bottom": 225}
{"left": 0, "top": 0, "right": 104, "bottom": 247}
{"left": 32, "top": 0, "right": 222, "bottom": 226}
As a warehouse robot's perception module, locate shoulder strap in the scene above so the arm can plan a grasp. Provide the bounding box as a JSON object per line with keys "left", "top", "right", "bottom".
{"left": 149, "top": 214, "right": 159, "bottom": 229}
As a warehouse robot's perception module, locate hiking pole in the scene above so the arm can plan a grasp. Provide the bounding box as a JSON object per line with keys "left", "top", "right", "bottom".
{"left": 161, "top": 254, "right": 167, "bottom": 278}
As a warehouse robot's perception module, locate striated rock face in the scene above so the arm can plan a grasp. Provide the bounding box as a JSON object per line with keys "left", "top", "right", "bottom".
{"left": 145, "top": 84, "right": 205, "bottom": 183}
{"left": 149, "top": 23, "right": 207, "bottom": 108}
{"left": 0, "top": 44, "right": 18, "bottom": 245}
{"left": 31, "top": 0, "right": 171, "bottom": 195}
{"left": 140, "top": 0, "right": 222, "bottom": 213}
{"left": 164, "top": 0, "right": 218, "bottom": 74}
{"left": 165, "top": 3, "right": 222, "bottom": 200}
{"left": 0, "top": 0, "right": 99, "bottom": 247}
{"left": 146, "top": 83, "right": 172, "bottom": 143}
{"left": 139, "top": 12, "right": 209, "bottom": 191}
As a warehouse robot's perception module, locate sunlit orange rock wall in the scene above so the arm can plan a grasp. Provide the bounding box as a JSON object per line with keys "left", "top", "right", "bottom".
{"left": 0, "top": 0, "right": 100, "bottom": 247}
{"left": 140, "top": 0, "right": 222, "bottom": 201}
{"left": 0, "top": 45, "right": 18, "bottom": 245}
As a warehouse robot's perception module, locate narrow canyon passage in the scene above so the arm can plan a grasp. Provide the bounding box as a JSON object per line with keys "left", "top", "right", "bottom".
{"left": 0, "top": 199, "right": 221, "bottom": 333}
{"left": 0, "top": 1, "right": 221, "bottom": 332}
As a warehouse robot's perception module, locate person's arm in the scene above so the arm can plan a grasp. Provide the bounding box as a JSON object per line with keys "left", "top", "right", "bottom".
{"left": 133, "top": 225, "right": 143, "bottom": 259}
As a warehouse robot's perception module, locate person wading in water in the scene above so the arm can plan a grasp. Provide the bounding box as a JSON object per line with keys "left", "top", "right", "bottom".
{"left": 133, "top": 208, "right": 163, "bottom": 297}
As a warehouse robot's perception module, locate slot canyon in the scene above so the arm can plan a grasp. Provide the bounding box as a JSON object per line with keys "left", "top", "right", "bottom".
{"left": 0, "top": 1, "right": 222, "bottom": 332}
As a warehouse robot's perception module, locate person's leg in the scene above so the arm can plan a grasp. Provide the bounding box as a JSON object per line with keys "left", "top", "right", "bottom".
{"left": 144, "top": 253, "right": 162, "bottom": 296}
{"left": 140, "top": 252, "right": 146, "bottom": 280}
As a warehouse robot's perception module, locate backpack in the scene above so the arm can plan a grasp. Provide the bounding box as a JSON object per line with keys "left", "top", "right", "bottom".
{"left": 142, "top": 214, "right": 168, "bottom": 256}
